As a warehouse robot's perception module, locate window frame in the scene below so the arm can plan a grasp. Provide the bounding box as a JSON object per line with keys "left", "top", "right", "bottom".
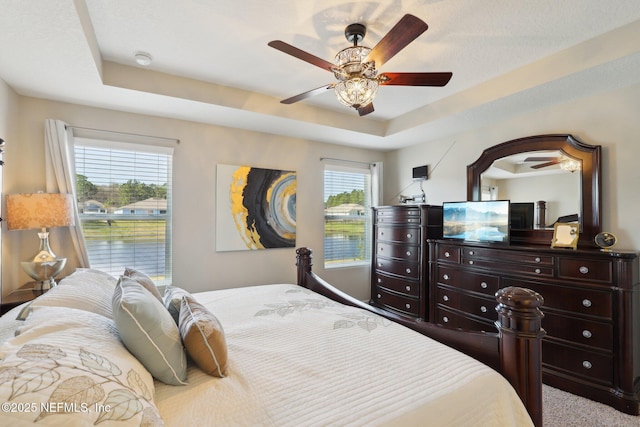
{"left": 323, "top": 163, "right": 373, "bottom": 269}
{"left": 73, "top": 137, "right": 173, "bottom": 285}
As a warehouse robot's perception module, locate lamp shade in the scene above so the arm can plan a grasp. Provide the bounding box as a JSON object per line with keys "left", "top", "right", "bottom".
{"left": 6, "top": 193, "right": 75, "bottom": 230}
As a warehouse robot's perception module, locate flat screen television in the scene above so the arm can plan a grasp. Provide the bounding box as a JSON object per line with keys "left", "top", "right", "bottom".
{"left": 442, "top": 200, "right": 510, "bottom": 243}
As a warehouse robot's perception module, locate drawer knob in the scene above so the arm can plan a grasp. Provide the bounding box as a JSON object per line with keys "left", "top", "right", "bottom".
{"left": 380, "top": 231, "right": 384, "bottom": 236}
{"left": 443, "top": 316, "right": 449, "bottom": 323}
{"left": 443, "top": 295, "right": 449, "bottom": 302}
{"left": 582, "top": 361, "right": 592, "bottom": 369}
{"left": 468, "top": 260, "right": 474, "bottom": 265}
{"left": 469, "top": 250, "right": 475, "bottom": 255}
{"left": 379, "top": 247, "right": 384, "bottom": 252}
{"left": 444, "top": 251, "right": 451, "bottom": 258}
{"left": 480, "top": 282, "right": 488, "bottom": 289}
{"left": 406, "top": 233, "right": 412, "bottom": 239}
{"left": 406, "top": 250, "right": 412, "bottom": 256}
{"left": 377, "top": 294, "right": 381, "bottom": 299}
{"left": 406, "top": 268, "right": 412, "bottom": 274}
{"left": 377, "top": 278, "right": 382, "bottom": 283}
{"left": 443, "top": 274, "right": 450, "bottom": 280}
{"left": 405, "top": 285, "right": 411, "bottom": 292}
{"left": 579, "top": 266, "right": 589, "bottom": 274}
{"left": 534, "top": 268, "right": 541, "bottom": 274}
{"left": 378, "top": 263, "right": 382, "bottom": 268}
{"left": 405, "top": 303, "right": 411, "bottom": 309}
{"left": 480, "top": 306, "right": 487, "bottom": 313}
{"left": 535, "top": 257, "right": 541, "bottom": 263}
{"left": 582, "top": 330, "right": 593, "bottom": 339}
{"left": 582, "top": 299, "right": 592, "bottom": 308}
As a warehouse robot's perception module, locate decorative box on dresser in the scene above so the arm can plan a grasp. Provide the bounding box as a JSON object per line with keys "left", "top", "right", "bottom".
{"left": 370, "top": 205, "right": 442, "bottom": 320}
{"left": 429, "top": 239, "right": 640, "bottom": 415}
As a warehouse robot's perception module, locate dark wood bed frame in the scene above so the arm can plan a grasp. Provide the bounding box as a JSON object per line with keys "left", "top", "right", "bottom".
{"left": 295, "top": 247, "right": 545, "bottom": 427}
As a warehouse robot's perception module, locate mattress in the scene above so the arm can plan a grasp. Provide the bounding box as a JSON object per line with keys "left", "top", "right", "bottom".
{"left": 154, "top": 284, "right": 533, "bottom": 427}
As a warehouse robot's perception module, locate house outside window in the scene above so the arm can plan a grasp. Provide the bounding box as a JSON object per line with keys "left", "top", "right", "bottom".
{"left": 74, "top": 139, "right": 173, "bottom": 285}
{"left": 323, "top": 164, "right": 373, "bottom": 268}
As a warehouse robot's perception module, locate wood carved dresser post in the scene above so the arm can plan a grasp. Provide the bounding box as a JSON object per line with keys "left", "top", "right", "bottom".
{"left": 496, "top": 287, "right": 545, "bottom": 427}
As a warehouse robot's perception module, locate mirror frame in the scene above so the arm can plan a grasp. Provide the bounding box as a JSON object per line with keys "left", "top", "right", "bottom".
{"left": 467, "top": 134, "right": 601, "bottom": 247}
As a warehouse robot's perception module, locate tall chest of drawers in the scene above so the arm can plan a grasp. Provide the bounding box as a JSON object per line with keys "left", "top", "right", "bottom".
{"left": 428, "top": 239, "right": 640, "bottom": 414}
{"left": 370, "top": 205, "right": 442, "bottom": 319}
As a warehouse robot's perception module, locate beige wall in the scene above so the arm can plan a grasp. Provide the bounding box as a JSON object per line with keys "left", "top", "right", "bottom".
{"left": 385, "top": 82, "right": 640, "bottom": 251}
{"left": 3, "top": 79, "right": 639, "bottom": 302}
{"left": 1, "top": 94, "right": 384, "bottom": 299}
{"left": 0, "top": 80, "right": 20, "bottom": 300}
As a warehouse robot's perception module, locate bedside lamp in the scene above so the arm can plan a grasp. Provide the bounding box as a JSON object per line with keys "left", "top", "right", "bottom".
{"left": 6, "top": 193, "right": 75, "bottom": 289}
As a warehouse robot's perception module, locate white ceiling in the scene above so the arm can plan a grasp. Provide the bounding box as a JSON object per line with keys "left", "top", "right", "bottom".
{"left": 1, "top": 0, "right": 639, "bottom": 151}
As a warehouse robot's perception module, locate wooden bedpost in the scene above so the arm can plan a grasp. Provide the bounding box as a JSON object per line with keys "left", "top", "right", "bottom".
{"left": 496, "top": 287, "right": 545, "bottom": 427}
{"left": 296, "top": 247, "right": 312, "bottom": 288}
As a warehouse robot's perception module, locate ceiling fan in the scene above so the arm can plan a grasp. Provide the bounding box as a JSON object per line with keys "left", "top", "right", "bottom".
{"left": 268, "top": 14, "right": 452, "bottom": 116}
{"left": 524, "top": 156, "right": 581, "bottom": 172}
{"left": 523, "top": 156, "right": 562, "bottom": 169}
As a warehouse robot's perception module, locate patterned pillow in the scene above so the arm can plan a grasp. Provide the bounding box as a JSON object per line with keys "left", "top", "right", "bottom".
{"left": 0, "top": 306, "right": 163, "bottom": 426}
{"left": 163, "top": 286, "right": 192, "bottom": 324}
{"left": 24, "top": 268, "right": 117, "bottom": 319}
{"left": 179, "top": 295, "right": 228, "bottom": 377}
{"left": 112, "top": 277, "right": 187, "bottom": 385}
{"left": 124, "top": 267, "right": 163, "bottom": 302}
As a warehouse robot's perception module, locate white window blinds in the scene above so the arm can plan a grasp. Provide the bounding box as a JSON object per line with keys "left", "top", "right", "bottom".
{"left": 74, "top": 138, "right": 173, "bottom": 285}
{"left": 323, "top": 163, "right": 372, "bottom": 267}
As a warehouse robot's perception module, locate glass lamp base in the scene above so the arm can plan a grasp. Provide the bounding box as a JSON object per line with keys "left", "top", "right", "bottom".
{"left": 20, "top": 258, "right": 67, "bottom": 290}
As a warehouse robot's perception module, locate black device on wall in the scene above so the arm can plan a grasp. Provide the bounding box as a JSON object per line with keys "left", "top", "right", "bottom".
{"left": 412, "top": 165, "right": 428, "bottom": 180}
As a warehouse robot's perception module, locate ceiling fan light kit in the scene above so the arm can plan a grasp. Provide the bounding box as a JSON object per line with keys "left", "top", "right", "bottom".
{"left": 268, "top": 14, "right": 452, "bottom": 116}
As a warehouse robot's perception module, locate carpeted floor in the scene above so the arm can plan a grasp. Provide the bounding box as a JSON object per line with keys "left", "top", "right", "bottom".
{"left": 543, "top": 385, "right": 640, "bottom": 426}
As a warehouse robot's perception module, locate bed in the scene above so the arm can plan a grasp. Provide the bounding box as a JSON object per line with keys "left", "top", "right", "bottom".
{"left": 0, "top": 247, "right": 543, "bottom": 426}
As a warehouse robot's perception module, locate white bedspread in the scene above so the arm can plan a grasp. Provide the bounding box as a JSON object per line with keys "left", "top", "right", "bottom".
{"left": 155, "top": 284, "right": 533, "bottom": 427}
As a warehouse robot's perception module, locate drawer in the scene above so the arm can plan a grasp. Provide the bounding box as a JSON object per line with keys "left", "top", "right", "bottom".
{"left": 372, "top": 288, "right": 420, "bottom": 316}
{"left": 436, "top": 265, "right": 500, "bottom": 296}
{"left": 437, "top": 245, "right": 461, "bottom": 263}
{"left": 376, "top": 208, "right": 420, "bottom": 224}
{"left": 543, "top": 340, "right": 613, "bottom": 386}
{"left": 434, "top": 306, "right": 496, "bottom": 333}
{"left": 464, "top": 246, "right": 554, "bottom": 266}
{"left": 373, "top": 273, "right": 420, "bottom": 298}
{"left": 462, "top": 257, "right": 554, "bottom": 277}
{"left": 542, "top": 311, "right": 612, "bottom": 351}
{"left": 503, "top": 278, "right": 612, "bottom": 319}
{"left": 376, "top": 241, "right": 420, "bottom": 262}
{"left": 558, "top": 258, "right": 613, "bottom": 284}
{"left": 376, "top": 226, "right": 421, "bottom": 244}
{"left": 374, "top": 257, "right": 420, "bottom": 280}
{"left": 436, "top": 286, "right": 497, "bottom": 321}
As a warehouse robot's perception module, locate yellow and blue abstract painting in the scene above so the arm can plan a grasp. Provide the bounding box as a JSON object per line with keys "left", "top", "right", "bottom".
{"left": 217, "top": 164, "right": 296, "bottom": 251}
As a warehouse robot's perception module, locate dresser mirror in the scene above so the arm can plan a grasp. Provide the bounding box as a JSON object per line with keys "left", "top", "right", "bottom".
{"left": 467, "top": 134, "right": 601, "bottom": 246}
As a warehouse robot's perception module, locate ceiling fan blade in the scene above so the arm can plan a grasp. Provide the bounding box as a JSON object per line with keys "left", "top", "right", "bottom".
{"left": 379, "top": 72, "right": 452, "bottom": 86}
{"left": 524, "top": 157, "right": 558, "bottom": 162}
{"left": 530, "top": 160, "right": 560, "bottom": 169}
{"left": 268, "top": 40, "right": 335, "bottom": 72}
{"left": 358, "top": 103, "right": 375, "bottom": 116}
{"left": 365, "top": 14, "right": 429, "bottom": 68}
{"left": 280, "top": 84, "right": 335, "bottom": 104}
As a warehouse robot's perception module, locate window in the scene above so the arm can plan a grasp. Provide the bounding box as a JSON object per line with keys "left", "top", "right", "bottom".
{"left": 324, "top": 164, "right": 373, "bottom": 268}
{"left": 74, "top": 139, "right": 173, "bottom": 285}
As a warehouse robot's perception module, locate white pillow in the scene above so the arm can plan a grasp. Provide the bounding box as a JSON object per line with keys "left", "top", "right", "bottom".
{"left": 112, "top": 277, "right": 187, "bottom": 385}
{"left": 24, "top": 268, "right": 117, "bottom": 319}
{"left": 0, "top": 306, "right": 163, "bottom": 426}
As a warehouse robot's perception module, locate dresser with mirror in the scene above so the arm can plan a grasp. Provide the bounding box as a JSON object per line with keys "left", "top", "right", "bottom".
{"left": 428, "top": 134, "right": 639, "bottom": 414}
